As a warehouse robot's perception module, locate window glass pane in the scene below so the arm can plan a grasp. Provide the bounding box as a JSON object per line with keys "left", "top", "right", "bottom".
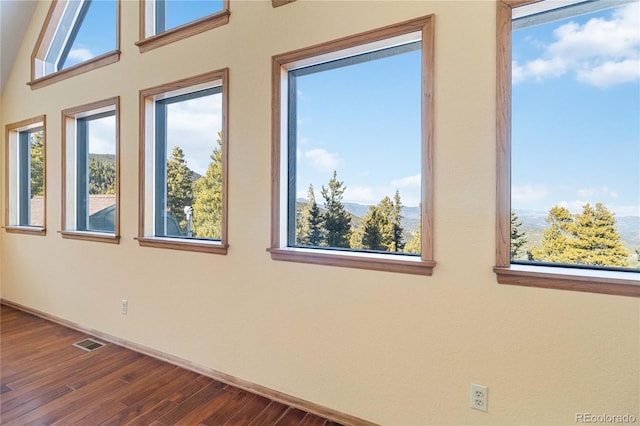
{"left": 59, "top": 0, "right": 117, "bottom": 70}
{"left": 86, "top": 115, "right": 116, "bottom": 232}
{"left": 161, "top": 0, "right": 224, "bottom": 33}
{"left": 28, "top": 130, "right": 45, "bottom": 227}
{"left": 511, "top": 1, "right": 640, "bottom": 270}
{"left": 159, "top": 91, "right": 223, "bottom": 239}
{"left": 290, "top": 44, "right": 422, "bottom": 254}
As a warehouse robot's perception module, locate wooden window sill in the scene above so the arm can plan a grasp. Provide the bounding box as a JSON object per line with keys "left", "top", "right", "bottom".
{"left": 60, "top": 231, "right": 120, "bottom": 244}
{"left": 136, "top": 237, "right": 228, "bottom": 254}
{"left": 136, "top": 10, "right": 230, "bottom": 53}
{"left": 3, "top": 226, "right": 46, "bottom": 236}
{"left": 28, "top": 51, "right": 120, "bottom": 90}
{"left": 494, "top": 264, "right": 640, "bottom": 297}
{"left": 268, "top": 247, "right": 435, "bottom": 275}
{"left": 272, "top": 0, "right": 296, "bottom": 7}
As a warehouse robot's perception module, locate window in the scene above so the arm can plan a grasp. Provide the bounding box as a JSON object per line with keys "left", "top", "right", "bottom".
{"left": 62, "top": 98, "right": 119, "bottom": 243}
{"left": 138, "top": 69, "right": 228, "bottom": 253}
{"left": 269, "top": 16, "right": 435, "bottom": 275}
{"left": 495, "top": 0, "right": 640, "bottom": 297}
{"left": 30, "top": 0, "right": 120, "bottom": 89}
{"left": 4, "top": 116, "right": 47, "bottom": 235}
{"left": 136, "top": 0, "right": 230, "bottom": 52}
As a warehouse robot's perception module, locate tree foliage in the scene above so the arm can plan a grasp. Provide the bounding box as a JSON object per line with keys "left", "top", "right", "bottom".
{"left": 192, "top": 133, "right": 223, "bottom": 239}
{"left": 298, "top": 184, "right": 324, "bottom": 246}
{"left": 510, "top": 210, "right": 527, "bottom": 259}
{"left": 88, "top": 157, "right": 116, "bottom": 195}
{"left": 321, "top": 171, "right": 352, "bottom": 248}
{"left": 529, "top": 203, "right": 629, "bottom": 267}
{"left": 30, "top": 132, "right": 45, "bottom": 197}
{"left": 404, "top": 203, "right": 421, "bottom": 254}
{"left": 166, "top": 146, "right": 194, "bottom": 231}
{"left": 357, "top": 193, "right": 405, "bottom": 252}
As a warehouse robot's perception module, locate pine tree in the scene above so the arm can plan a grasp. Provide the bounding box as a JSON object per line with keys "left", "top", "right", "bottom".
{"left": 166, "top": 146, "right": 194, "bottom": 231}
{"left": 389, "top": 190, "right": 405, "bottom": 252}
{"left": 510, "top": 210, "right": 527, "bottom": 260}
{"left": 361, "top": 205, "right": 388, "bottom": 251}
{"left": 404, "top": 203, "right": 421, "bottom": 254}
{"left": 529, "top": 206, "right": 574, "bottom": 263}
{"left": 192, "top": 134, "right": 223, "bottom": 239}
{"left": 30, "top": 132, "right": 45, "bottom": 197}
{"left": 321, "top": 171, "right": 351, "bottom": 248}
{"left": 571, "top": 203, "right": 629, "bottom": 267}
{"left": 298, "top": 184, "right": 324, "bottom": 246}
{"left": 529, "top": 203, "right": 629, "bottom": 267}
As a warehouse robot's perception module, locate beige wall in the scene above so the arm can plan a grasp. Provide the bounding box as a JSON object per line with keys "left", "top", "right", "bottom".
{"left": 1, "top": 1, "right": 638, "bottom": 424}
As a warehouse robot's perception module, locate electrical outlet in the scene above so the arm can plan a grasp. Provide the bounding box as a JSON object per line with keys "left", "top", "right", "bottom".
{"left": 470, "top": 384, "right": 488, "bottom": 412}
{"left": 121, "top": 299, "right": 128, "bottom": 315}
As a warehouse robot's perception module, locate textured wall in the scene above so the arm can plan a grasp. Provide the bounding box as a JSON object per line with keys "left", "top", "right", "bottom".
{"left": 1, "top": 1, "right": 638, "bottom": 424}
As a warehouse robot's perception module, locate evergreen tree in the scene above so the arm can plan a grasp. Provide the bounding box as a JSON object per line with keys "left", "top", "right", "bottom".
{"left": 166, "top": 146, "right": 194, "bottom": 231}
{"left": 404, "top": 203, "right": 421, "bottom": 254}
{"left": 510, "top": 210, "right": 527, "bottom": 259}
{"left": 298, "top": 184, "right": 324, "bottom": 246}
{"left": 389, "top": 190, "right": 405, "bottom": 252}
{"left": 361, "top": 205, "right": 388, "bottom": 251}
{"left": 192, "top": 134, "right": 223, "bottom": 239}
{"left": 529, "top": 206, "right": 574, "bottom": 263}
{"left": 529, "top": 203, "right": 629, "bottom": 267}
{"left": 321, "top": 171, "right": 351, "bottom": 248}
{"left": 571, "top": 203, "right": 629, "bottom": 267}
{"left": 30, "top": 132, "right": 45, "bottom": 197}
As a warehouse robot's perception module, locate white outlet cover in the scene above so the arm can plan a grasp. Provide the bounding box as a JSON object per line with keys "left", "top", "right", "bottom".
{"left": 470, "top": 383, "right": 488, "bottom": 412}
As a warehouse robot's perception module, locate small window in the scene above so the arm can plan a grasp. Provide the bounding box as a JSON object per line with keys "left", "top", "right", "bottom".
{"left": 4, "top": 116, "right": 47, "bottom": 235}
{"left": 62, "top": 98, "right": 120, "bottom": 243}
{"left": 269, "top": 17, "right": 435, "bottom": 275}
{"left": 138, "top": 69, "right": 228, "bottom": 253}
{"left": 30, "top": 0, "right": 120, "bottom": 89}
{"left": 136, "top": 0, "right": 230, "bottom": 52}
{"left": 495, "top": 0, "right": 640, "bottom": 296}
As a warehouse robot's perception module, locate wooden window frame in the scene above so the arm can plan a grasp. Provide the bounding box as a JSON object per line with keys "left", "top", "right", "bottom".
{"left": 28, "top": 0, "right": 121, "bottom": 90}
{"left": 137, "top": 69, "right": 229, "bottom": 254}
{"left": 272, "top": 0, "right": 296, "bottom": 7}
{"left": 135, "top": 0, "right": 230, "bottom": 53}
{"left": 4, "top": 116, "right": 47, "bottom": 236}
{"left": 61, "top": 97, "right": 120, "bottom": 244}
{"left": 269, "top": 16, "right": 436, "bottom": 276}
{"left": 494, "top": 0, "right": 640, "bottom": 297}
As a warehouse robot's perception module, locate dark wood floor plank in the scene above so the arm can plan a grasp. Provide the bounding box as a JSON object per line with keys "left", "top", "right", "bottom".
{"left": 247, "top": 400, "right": 290, "bottom": 425}
{"left": 275, "top": 407, "right": 308, "bottom": 426}
{"left": 0, "top": 305, "right": 343, "bottom": 426}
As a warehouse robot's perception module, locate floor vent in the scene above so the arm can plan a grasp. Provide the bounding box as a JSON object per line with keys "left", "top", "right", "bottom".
{"left": 73, "top": 338, "right": 105, "bottom": 352}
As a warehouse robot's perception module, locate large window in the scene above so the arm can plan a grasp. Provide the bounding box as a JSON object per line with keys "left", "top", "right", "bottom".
{"left": 62, "top": 98, "right": 119, "bottom": 243}
{"left": 30, "top": 0, "right": 120, "bottom": 89}
{"left": 270, "top": 17, "right": 435, "bottom": 275}
{"left": 495, "top": 0, "right": 640, "bottom": 296}
{"left": 4, "top": 116, "right": 47, "bottom": 235}
{"left": 136, "top": 0, "right": 229, "bottom": 52}
{"left": 138, "top": 70, "right": 228, "bottom": 253}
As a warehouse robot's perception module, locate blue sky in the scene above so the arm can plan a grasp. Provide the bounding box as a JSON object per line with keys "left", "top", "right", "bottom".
{"left": 512, "top": 1, "right": 640, "bottom": 217}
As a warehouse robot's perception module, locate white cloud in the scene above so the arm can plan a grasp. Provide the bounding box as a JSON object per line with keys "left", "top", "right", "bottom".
{"left": 576, "top": 186, "right": 619, "bottom": 199}
{"left": 67, "top": 48, "right": 94, "bottom": 63}
{"left": 513, "top": 2, "right": 640, "bottom": 87}
{"left": 303, "top": 148, "right": 339, "bottom": 172}
{"left": 390, "top": 174, "right": 421, "bottom": 188}
{"left": 87, "top": 115, "right": 116, "bottom": 155}
{"left": 558, "top": 200, "right": 639, "bottom": 216}
{"left": 512, "top": 185, "right": 549, "bottom": 203}
{"left": 343, "top": 185, "right": 374, "bottom": 204}
{"left": 557, "top": 199, "right": 592, "bottom": 213}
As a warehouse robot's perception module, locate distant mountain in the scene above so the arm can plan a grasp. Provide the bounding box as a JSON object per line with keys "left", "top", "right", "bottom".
{"left": 89, "top": 153, "right": 115, "bottom": 164}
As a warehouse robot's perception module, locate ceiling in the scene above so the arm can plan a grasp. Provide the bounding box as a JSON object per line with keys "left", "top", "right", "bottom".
{"left": 1, "top": 0, "right": 38, "bottom": 94}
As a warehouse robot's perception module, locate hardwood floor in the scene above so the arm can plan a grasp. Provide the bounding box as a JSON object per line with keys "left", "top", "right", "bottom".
{"left": 0, "top": 305, "right": 342, "bottom": 425}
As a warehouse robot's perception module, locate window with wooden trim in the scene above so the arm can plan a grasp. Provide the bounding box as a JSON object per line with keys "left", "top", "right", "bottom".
{"left": 62, "top": 98, "right": 120, "bottom": 243}
{"left": 269, "top": 16, "right": 435, "bottom": 275}
{"left": 495, "top": 0, "right": 640, "bottom": 297}
{"left": 4, "top": 116, "right": 47, "bottom": 235}
{"left": 30, "top": 0, "right": 120, "bottom": 89}
{"left": 138, "top": 70, "right": 228, "bottom": 254}
{"left": 136, "top": 0, "right": 230, "bottom": 52}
